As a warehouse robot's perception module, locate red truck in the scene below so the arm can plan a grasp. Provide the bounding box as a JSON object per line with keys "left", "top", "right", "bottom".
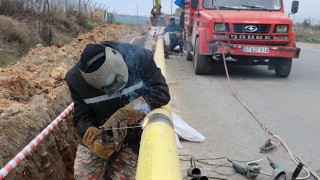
{"left": 183, "top": 0, "right": 300, "bottom": 77}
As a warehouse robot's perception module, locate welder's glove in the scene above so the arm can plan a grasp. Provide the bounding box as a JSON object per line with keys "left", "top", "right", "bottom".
{"left": 103, "top": 96, "right": 151, "bottom": 151}
{"left": 82, "top": 126, "right": 116, "bottom": 159}
{"left": 176, "top": 32, "right": 182, "bottom": 38}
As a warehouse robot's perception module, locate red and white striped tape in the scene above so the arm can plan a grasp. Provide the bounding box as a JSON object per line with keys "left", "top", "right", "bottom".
{"left": 0, "top": 102, "right": 74, "bottom": 180}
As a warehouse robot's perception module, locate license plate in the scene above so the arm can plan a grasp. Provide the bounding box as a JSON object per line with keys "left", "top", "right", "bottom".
{"left": 242, "top": 46, "right": 269, "bottom": 53}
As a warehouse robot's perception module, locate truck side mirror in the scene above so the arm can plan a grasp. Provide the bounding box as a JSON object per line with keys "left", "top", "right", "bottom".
{"left": 291, "top": 0, "right": 299, "bottom": 14}
{"left": 191, "top": 0, "right": 199, "bottom": 9}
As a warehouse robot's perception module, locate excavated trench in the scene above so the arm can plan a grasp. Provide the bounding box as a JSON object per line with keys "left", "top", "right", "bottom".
{"left": 0, "top": 25, "right": 148, "bottom": 179}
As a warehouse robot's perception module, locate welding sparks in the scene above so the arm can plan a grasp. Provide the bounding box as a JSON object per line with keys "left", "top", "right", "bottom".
{"left": 141, "top": 117, "right": 150, "bottom": 129}
{"left": 134, "top": 102, "right": 151, "bottom": 114}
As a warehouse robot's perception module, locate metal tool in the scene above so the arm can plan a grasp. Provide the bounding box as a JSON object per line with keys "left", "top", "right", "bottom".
{"left": 184, "top": 175, "right": 208, "bottom": 180}
{"left": 267, "top": 157, "right": 286, "bottom": 180}
{"left": 187, "top": 166, "right": 201, "bottom": 177}
{"left": 187, "top": 158, "right": 201, "bottom": 176}
{"left": 260, "top": 139, "right": 276, "bottom": 153}
{"left": 99, "top": 125, "right": 143, "bottom": 131}
{"left": 291, "top": 163, "right": 303, "bottom": 180}
{"left": 231, "top": 161, "right": 261, "bottom": 179}
{"left": 99, "top": 127, "right": 112, "bottom": 144}
{"left": 99, "top": 126, "right": 143, "bottom": 144}
{"left": 184, "top": 158, "right": 209, "bottom": 180}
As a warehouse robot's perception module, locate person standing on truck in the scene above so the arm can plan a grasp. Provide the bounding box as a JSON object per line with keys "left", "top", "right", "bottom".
{"left": 162, "top": 17, "right": 184, "bottom": 55}
{"left": 65, "top": 41, "right": 170, "bottom": 179}
{"left": 150, "top": 6, "right": 159, "bottom": 26}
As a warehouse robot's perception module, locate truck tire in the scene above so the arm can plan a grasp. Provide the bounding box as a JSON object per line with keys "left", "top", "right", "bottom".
{"left": 186, "top": 52, "right": 193, "bottom": 61}
{"left": 275, "top": 58, "right": 292, "bottom": 77}
{"left": 194, "top": 38, "right": 207, "bottom": 75}
{"left": 185, "top": 41, "right": 193, "bottom": 61}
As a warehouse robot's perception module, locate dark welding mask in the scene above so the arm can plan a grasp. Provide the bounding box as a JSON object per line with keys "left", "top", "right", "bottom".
{"left": 170, "top": 17, "right": 176, "bottom": 25}
{"left": 80, "top": 46, "right": 128, "bottom": 96}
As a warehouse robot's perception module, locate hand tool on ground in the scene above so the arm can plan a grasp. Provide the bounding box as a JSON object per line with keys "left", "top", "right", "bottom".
{"left": 291, "top": 163, "right": 304, "bottom": 180}
{"left": 267, "top": 157, "right": 286, "bottom": 180}
{"left": 230, "top": 160, "right": 261, "bottom": 179}
{"left": 184, "top": 158, "right": 209, "bottom": 180}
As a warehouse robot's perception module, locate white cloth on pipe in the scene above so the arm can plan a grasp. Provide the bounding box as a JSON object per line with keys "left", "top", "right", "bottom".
{"left": 172, "top": 112, "right": 206, "bottom": 148}
{"left": 175, "top": 133, "right": 184, "bottom": 149}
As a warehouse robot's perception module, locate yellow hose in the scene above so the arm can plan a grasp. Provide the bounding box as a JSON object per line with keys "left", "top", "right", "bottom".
{"left": 135, "top": 36, "right": 182, "bottom": 180}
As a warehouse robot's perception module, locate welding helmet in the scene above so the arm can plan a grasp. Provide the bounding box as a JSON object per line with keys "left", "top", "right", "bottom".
{"left": 170, "top": 17, "right": 176, "bottom": 25}
{"left": 79, "top": 44, "right": 128, "bottom": 96}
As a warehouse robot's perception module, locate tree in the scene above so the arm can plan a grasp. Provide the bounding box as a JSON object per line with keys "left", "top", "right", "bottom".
{"left": 303, "top": 18, "right": 311, "bottom": 28}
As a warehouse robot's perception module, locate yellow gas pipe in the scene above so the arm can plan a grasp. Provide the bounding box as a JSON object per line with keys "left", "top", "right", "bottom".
{"left": 135, "top": 36, "right": 182, "bottom": 180}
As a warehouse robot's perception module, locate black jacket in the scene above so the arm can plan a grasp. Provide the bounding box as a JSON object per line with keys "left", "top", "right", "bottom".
{"left": 65, "top": 41, "right": 170, "bottom": 139}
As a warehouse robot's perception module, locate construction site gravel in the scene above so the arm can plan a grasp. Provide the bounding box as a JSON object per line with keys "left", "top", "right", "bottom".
{"left": 0, "top": 25, "right": 146, "bottom": 179}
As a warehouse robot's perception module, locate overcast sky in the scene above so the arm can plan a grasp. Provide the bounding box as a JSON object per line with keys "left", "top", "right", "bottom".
{"left": 95, "top": 0, "right": 320, "bottom": 23}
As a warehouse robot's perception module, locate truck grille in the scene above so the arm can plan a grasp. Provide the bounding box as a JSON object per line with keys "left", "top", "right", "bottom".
{"left": 233, "top": 24, "right": 271, "bottom": 34}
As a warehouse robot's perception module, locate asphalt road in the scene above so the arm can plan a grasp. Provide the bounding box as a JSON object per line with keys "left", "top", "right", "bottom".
{"left": 165, "top": 43, "right": 320, "bottom": 179}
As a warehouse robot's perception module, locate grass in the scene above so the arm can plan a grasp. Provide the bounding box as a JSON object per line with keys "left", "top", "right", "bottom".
{"left": 305, "top": 35, "right": 320, "bottom": 41}
{"left": 297, "top": 34, "right": 320, "bottom": 42}
{"left": 84, "top": 21, "right": 95, "bottom": 31}
{"left": 115, "top": 22, "right": 141, "bottom": 27}
{"left": 0, "top": 16, "right": 31, "bottom": 45}
{"left": 54, "top": 31, "right": 72, "bottom": 45}
{"left": 295, "top": 26, "right": 320, "bottom": 43}
{"left": 0, "top": 53, "right": 16, "bottom": 68}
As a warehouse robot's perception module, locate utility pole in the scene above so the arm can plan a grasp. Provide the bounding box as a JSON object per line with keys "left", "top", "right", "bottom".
{"left": 65, "top": 0, "right": 68, "bottom": 12}
{"left": 171, "top": 0, "right": 173, "bottom": 15}
{"left": 93, "top": 2, "right": 97, "bottom": 11}
{"left": 313, "top": 17, "right": 315, "bottom": 26}
{"left": 137, "top": 4, "right": 139, "bottom": 25}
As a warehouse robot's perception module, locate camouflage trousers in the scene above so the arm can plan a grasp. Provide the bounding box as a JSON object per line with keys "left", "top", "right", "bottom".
{"left": 74, "top": 144, "right": 138, "bottom": 180}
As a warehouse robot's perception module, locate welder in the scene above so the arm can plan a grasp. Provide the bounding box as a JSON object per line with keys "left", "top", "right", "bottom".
{"left": 162, "top": 17, "right": 184, "bottom": 55}
{"left": 65, "top": 41, "right": 170, "bottom": 179}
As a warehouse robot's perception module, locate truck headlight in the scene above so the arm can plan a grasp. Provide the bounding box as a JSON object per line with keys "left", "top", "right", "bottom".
{"left": 275, "top": 25, "right": 289, "bottom": 33}
{"left": 215, "top": 23, "right": 227, "bottom": 32}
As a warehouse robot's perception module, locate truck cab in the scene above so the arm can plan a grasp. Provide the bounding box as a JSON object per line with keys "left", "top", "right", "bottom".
{"left": 183, "top": 0, "right": 300, "bottom": 77}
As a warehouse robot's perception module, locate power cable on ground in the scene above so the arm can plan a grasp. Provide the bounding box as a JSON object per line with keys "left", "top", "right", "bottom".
{"left": 180, "top": 154, "right": 275, "bottom": 178}
{"left": 212, "top": 0, "right": 318, "bottom": 179}
{"left": 221, "top": 30, "right": 314, "bottom": 180}
{"left": 220, "top": 41, "right": 314, "bottom": 180}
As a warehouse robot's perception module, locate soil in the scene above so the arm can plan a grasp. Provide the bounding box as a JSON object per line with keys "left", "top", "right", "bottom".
{"left": 0, "top": 24, "right": 147, "bottom": 179}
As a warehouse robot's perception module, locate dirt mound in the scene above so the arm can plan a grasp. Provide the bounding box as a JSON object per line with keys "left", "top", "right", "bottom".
{"left": 0, "top": 24, "right": 146, "bottom": 179}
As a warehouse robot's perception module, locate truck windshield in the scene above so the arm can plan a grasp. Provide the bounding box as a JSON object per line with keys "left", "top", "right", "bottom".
{"left": 203, "top": 0, "right": 282, "bottom": 11}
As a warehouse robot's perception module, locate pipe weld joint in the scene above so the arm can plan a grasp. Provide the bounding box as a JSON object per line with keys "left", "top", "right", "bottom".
{"left": 145, "top": 113, "right": 173, "bottom": 129}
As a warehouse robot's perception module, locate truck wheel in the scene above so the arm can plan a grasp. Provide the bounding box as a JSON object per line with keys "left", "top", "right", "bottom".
{"left": 275, "top": 58, "right": 292, "bottom": 77}
{"left": 186, "top": 52, "right": 193, "bottom": 61}
{"left": 194, "top": 38, "right": 207, "bottom": 75}
{"left": 185, "top": 41, "right": 193, "bottom": 61}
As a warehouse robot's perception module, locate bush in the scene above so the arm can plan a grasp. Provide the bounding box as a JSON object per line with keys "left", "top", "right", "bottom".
{"left": 84, "top": 21, "right": 94, "bottom": 32}
{"left": 0, "top": 52, "right": 16, "bottom": 67}
{"left": 0, "top": 0, "right": 24, "bottom": 16}
{"left": 75, "top": 12, "right": 88, "bottom": 28}
{"left": 53, "top": 13, "right": 82, "bottom": 35}
{"left": 0, "top": 15, "right": 31, "bottom": 45}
